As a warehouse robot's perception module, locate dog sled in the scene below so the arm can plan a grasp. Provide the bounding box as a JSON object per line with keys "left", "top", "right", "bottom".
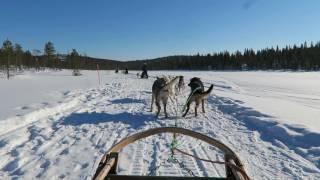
{"left": 93, "top": 127, "right": 250, "bottom": 180}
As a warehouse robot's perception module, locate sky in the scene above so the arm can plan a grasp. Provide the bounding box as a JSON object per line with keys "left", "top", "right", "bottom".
{"left": 1, "top": 0, "right": 320, "bottom": 60}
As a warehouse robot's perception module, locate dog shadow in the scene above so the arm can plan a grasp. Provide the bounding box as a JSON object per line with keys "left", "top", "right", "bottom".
{"left": 61, "top": 111, "right": 155, "bottom": 129}
{"left": 111, "top": 98, "right": 145, "bottom": 104}
{"left": 157, "top": 116, "right": 179, "bottom": 120}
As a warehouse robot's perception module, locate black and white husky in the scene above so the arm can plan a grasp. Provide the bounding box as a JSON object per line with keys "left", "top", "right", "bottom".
{"left": 182, "top": 77, "right": 213, "bottom": 117}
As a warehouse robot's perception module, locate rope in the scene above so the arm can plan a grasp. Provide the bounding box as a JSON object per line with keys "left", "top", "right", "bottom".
{"left": 168, "top": 155, "right": 197, "bottom": 177}
{"left": 147, "top": 158, "right": 168, "bottom": 176}
{"left": 173, "top": 148, "right": 251, "bottom": 180}
{"left": 167, "top": 87, "right": 180, "bottom": 158}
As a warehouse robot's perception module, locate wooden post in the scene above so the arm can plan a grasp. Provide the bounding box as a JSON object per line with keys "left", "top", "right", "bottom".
{"left": 7, "top": 54, "right": 10, "bottom": 80}
{"left": 96, "top": 64, "right": 101, "bottom": 86}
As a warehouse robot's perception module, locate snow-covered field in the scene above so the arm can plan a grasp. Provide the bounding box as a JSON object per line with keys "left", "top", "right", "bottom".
{"left": 0, "top": 70, "right": 319, "bottom": 179}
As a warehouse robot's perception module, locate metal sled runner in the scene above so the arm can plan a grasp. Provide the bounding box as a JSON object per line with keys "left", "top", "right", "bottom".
{"left": 93, "top": 127, "right": 250, "bottom": 180}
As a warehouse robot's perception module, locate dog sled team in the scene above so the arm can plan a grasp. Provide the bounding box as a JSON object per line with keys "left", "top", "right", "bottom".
{"left": 150, "top": 75, "right": 214, "bottom": 118}
{"left": 114, "top": 64, "right": 214, "bottom": 117}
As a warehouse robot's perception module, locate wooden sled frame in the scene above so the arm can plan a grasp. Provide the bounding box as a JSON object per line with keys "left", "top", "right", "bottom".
{"left": 93, "top": 127, "right": 250, "bottom": 180}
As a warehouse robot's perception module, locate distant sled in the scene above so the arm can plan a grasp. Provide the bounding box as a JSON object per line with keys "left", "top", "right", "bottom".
{"left": 93, "top": 127, "right": 250, "bottom": 180}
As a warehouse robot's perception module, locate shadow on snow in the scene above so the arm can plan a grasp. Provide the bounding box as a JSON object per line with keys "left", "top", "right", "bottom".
{"left": 61, "top": 111, "right": 155, "bottom": 129}
{"left": 111, "top": 98, "right": 145, "bottom": 104}
{"left": 208, "top": 95, "right": 320, "bottom": 168}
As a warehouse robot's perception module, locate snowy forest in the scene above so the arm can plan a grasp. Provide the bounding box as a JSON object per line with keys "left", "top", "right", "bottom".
{"left": 1, "top": 39, "right": 320, "bottom": 72}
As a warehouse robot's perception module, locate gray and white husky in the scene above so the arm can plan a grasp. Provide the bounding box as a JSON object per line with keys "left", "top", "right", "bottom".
{"left": 150, "top": 76, "right": 183, "bottom": 118}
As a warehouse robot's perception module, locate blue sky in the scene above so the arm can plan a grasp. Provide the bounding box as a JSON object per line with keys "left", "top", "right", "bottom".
{"left": 1, "top": 0, "right": 320, "bottom": 60}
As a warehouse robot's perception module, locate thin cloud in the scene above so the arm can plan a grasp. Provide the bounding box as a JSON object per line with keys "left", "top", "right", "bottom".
{"left": 243, "top": 0, "right": 259, "bottom": 10}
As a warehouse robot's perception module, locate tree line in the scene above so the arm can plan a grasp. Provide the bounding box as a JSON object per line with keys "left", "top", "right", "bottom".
{"left": 1, "top": 39, "right": 320, "bottom": 78}
{"left": 123, "top": 41, "right": 320, "bottom": 71}
{"left": 0, "top": 39, "right": 117, "bottom": 78}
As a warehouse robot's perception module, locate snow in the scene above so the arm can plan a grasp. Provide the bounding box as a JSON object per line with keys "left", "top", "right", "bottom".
{"left": 209, "top": 71, "right": 320, "bottom": 132}
{"left": 0, "top": 70, "right": 102, "bottom": 120}
{"left": 0, "top": 70, "right": 319, "bottom": 179}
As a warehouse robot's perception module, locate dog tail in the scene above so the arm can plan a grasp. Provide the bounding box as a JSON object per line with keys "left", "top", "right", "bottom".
{"left": 200, "top": 84, "right": 214, "bottom": 98}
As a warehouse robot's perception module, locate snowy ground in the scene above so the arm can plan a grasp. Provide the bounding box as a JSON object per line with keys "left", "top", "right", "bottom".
{"left": 0, "top": 70, "right": 319, "bottom": 179}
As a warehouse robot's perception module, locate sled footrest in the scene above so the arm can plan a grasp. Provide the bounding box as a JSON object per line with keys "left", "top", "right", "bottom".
{"left": 105, "top": 175, "right": 225, "bottom": 180}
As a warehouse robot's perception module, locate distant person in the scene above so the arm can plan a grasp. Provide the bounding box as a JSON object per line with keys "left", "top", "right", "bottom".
{"left": 124, "top": 68, "right": 128, "bottom": 74}
{"left": 115, "top": 65, "right": 119, "bottom": 73}
{"left": 141, "top": 63, "right": 148, "bottom": 78}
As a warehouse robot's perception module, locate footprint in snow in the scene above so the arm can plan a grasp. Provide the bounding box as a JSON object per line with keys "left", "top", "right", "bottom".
{"left": 2, "top": 159, "right": 19, "bottom": 172}
{"left": 40, "top": 159, "right": 51, "bottom": 169}
{"left": 60, "top": 148, "right": 69, "bottom": 155}
{"left": 81, "top": 163, "right": 89, "bottom": 169}
{"left": 20, "top": 106, "right": 29, "bottom": 110}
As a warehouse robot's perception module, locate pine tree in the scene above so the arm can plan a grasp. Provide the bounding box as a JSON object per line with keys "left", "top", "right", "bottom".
{"left": 32, "top": 49, "right": 42, "bottom": 71}
{"left": 67, "top": 49, "right": 81, "bottom": 76}
{"left": 14, "top": 43, "right": 23, "bottom": 71}
{"left": 2, "top": 39, "right": 13, "bottom": 79}
{"left": 44, "top": 41, "right": 56, "bottom": 69}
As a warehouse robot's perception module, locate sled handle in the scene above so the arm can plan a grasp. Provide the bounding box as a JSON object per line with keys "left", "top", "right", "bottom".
{"left": 94, "top": 127, "right": 246, "bottom": 180}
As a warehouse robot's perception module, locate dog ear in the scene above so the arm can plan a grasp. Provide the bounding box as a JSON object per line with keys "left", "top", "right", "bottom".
{"left": 190, "top": 77, "right": 198, "bottom": 82}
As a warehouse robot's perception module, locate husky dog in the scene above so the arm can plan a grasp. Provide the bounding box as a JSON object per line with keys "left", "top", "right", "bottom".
{"left": 165, "top": 75, "right": 184, "bottom": 96}
{"left": 151, "top": 76, "right": 181, "bottom": 118}
{"left": 182, "top": 77, "right": 213, "bottom": 117}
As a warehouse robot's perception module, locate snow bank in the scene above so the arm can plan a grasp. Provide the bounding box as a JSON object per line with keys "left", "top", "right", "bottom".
{"left": 0, "top": 70, "right": 105, "bottom": 120}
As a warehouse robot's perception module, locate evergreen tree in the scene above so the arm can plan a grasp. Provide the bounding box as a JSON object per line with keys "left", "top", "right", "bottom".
{"left": 14, "top": 43, "right": 23, "bottom": 71}
{"left": 23, "top": 50, "right": 33, "bottom": 68}
{"left": 44, "top": 41, "right": 56, "bottom": 69}
{"left": 32, "top": 49, "right": 42, "bottom": 71}
{"left": 2, "top": 39, "right": 13, "bottom": 79}
{"left": 67, "top": 49, "right": 81, "bottom": 76}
